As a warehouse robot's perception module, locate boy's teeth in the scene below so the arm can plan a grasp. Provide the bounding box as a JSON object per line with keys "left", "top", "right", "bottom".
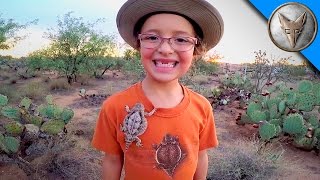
{"left": 155, "top": 61, "right": 175, "bottom": 68}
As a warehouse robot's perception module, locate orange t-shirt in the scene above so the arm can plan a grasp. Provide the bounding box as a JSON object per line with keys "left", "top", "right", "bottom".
{"left": 92, "top": 82, "right": 218, "bottom": 180}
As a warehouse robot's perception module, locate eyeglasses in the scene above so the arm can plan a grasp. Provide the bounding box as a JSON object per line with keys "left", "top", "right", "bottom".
{"left": 138, "top": 34, "right": 198, "bottom": 52}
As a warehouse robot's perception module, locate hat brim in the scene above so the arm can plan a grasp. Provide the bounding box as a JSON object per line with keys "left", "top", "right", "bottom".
{"left": 117, "top": 0, "right": 224, "bottom": 50}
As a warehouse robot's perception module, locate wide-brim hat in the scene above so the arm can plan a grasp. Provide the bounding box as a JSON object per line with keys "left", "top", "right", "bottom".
{"left": 116, "top": 0, "right": 224, "bottom": 50}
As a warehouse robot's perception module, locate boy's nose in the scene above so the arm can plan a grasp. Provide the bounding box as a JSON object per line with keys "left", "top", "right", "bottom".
{"left": 157, "top": 39, "right": 174, "bottom": 54}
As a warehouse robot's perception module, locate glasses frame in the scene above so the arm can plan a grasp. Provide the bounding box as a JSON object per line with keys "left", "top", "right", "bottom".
{"left": 138, "top": 33, "right": 198, "bottom": 52}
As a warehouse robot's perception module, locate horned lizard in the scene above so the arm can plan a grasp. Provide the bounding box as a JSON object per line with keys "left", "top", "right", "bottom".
{"left": 120, "top": 103, "right": 156, "bottom": 150}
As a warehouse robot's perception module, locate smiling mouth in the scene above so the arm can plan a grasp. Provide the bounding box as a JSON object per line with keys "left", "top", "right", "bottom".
{"left": 153, "top": 60, "right": 179, "bottom": 68}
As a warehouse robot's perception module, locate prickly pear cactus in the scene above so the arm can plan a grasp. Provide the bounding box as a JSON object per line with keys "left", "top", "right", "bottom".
{"left": 4, "top": 122, "right": 24, "bottom": 136}
{"left": 296, "top": 93, "right": 316, "bottom": 112}
{"left": 293, "top": 136, "right": 317, "bottom": 150}
{"left": 1, "top": 106, "right": 20, "bottom": 121}
{"left": 0, "top": 94, "right": 74, "bottom": 157}
{"left": 40, "top": 120, "right": 65, "bottom": 135}
{"left": 298, "top": 80, "right": 313, "bottom": 93}
{"left": 278, "top": 100, "right": 286, "bottom": 114}
{"left": 247, "top": 102, "right": 262, "bottom": 118}
{"left": 0, "top": 135, "right": 20, "bottom": 154}
{"left": 251, "top": 111, "right": 267, "bottom": 123}
{"left": 19, "top": 97, "right": 32, "bottom": 109}
{"left": 283, "top": 114, "right": 307, "bottom": 136}
{"left": 60, "top": 108, "right": 74, "bottom": 124}
{"left": 307, "top": 114, "right": 319, "bottom": 129}
{"left": 269, "top": 119, "right": 282, "bottom": 126}
{"left": 0, "top": 94, "right": 8, "bottom": 106}
{"left": 259, "top": 122, "right": 277, "bottom": 141}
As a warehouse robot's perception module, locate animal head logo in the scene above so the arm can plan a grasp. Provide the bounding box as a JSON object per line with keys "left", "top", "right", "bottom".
{"left": 278, "top": 12, "right": 307, "bottom": 48}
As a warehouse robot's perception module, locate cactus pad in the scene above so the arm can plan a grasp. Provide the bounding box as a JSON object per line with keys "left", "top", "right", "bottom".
{"left": 298, "top": 80, "right": 313, "bottom": 93}
{"left": 0, "top": 94, "right": 8, "bottom": 106}
{"left": 1, "top": 106, "right": 21, "bottom": 121}
{"left": 283, "top": 114, "right": 307, "bottom": 136}
{"left": 259, "top": 122, "right": 277, "bottom": 141}
{"left": 40, "top": 120, "right": 65, "bottom": 135}
{"left": 296, "top": 93, "right": 316, "bottom": 112}
{"left": 19, "top": 97, "right": 32, "bottom": 109}
{"left": 4, "top": 122, "right": 24, "bottom": 136}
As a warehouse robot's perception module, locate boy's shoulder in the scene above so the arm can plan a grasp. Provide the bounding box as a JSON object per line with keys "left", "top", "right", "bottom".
{"left": 184, "top": 85, "right": 212, "bottom": 109}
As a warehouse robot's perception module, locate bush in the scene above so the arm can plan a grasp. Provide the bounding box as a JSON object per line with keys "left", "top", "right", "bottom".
{"left": 0, "top": 85, "right": 21, "bottom": 103}
{"left": 22, "top": 81, "right": 48, "bottom": 101}
{"left": 49, "top": 78, "right": 71, "bottom": 90}
{"left": 207, "top": 138, "right": 284, "bottom": 180}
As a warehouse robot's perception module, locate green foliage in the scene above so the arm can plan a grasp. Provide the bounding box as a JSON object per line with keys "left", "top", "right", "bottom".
{"left": 61, "top": 108, "right": 74, "bottom": 124}
{"left": 4, "top": 121, "right": 24, "bottom": 136}
{"left": 0, "top": 94, "right": 74, "bottom": 155}
{"left": 0, "top": 94, "right": 8, "bottom": 106}
{"left": 259, "top": 122, "right": 277, "bottom": 141}
{"left": 1, "top": 106, "right": 20, "bottom": 120}
{"left": 283, "top": 114, "right": 307, "bottom": 136}
{"left": 19, "top": 97, "right": 32, "bottom": 109}
{"left": 124, "top": 48, "right": 140, "bottom": 60}
{"left": 240, "top": 79, "right": 320, "bottom": 151}
{"left": 122, "top": 58, "right": 145, "bottom": 79}
{"left": 211, "top": 87, "right": 222, "bottom": 98}
{"left": 250, "top": 50, "right": 292, "bottom": 93}
{"left": 298, "top": 80, "right": 313, "bottom": 93}
{"left": 293, "top": 136, "right": 317, "bottom": 150}
{"left": 307, "top": 114, "right": 319, "bottom": 128}
{"left": 27, "top": 12, "right": 117, "bottom": 83}
{"left": 0, "top": 14, "right": 36, "bottom": 50}
{"left": 251, "top": 111, "right": 267, "bottom": 123}
{"left": 247, "top": 102, "right": 262, "bottom": 118}
{"left": 296, "top": 93, "right": 316, "bottom": 112}
{"left": 192, "top": 58, "right": 218, "bottom": 76}
{"left": 40, "top": 120, "right": 65, "bottom": 135}
{"left": 29, "top": 115, "right": 43, "bottom": 127}
{"left": 0, "top": 136, "right": 20, "bottom": 154}
{"left": 221, "top": 72, "right": 252, "bottom": 90}
{"left": 22, "top": 81, "right": 48, "bottom": 100}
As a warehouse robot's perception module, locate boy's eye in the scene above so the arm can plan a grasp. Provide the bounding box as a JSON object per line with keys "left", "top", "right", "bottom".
{"left": 174, "top": 37, "right": 191, "bottom": 44}
{"left": 142, "top": 35, "right": 159, "bottom": 41}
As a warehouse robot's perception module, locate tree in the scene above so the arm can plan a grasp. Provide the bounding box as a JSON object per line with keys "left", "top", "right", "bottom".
{"left": 0, "top": 14, "right": 36, "bottom": 50}
{"left": 250, "top": 50, "right": 292, "bottom": 93}
{"left": 40, "top": 12, "right": 117, "bottom": 83}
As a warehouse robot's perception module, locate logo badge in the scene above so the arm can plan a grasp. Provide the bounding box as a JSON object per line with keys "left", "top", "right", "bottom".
{"left": 268, "top": 2, "right": 317, "bottom": 52}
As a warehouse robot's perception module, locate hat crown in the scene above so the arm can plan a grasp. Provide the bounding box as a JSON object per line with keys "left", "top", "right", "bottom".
{"left": 117, "top": 0, "right": 224, "bottom": 50}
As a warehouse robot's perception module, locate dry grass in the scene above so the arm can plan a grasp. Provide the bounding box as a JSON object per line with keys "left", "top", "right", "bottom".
{"left": 0, "top": 84, "right": 22, "bottom": 103}
{"left": 77, "top": 75, "right": 92, "bottom": 86}
{"left": 21, "top": 81, "right": 48, "bottom": 101}
{"left": 207, "top": 137, "right": 287, "bottom": 180}
{"left": 49, "top": 78, "right": 71, "bottom": 91}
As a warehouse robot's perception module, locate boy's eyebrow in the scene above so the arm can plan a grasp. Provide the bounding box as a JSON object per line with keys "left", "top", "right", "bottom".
{"left": 141, "top": 29, "right": 195, "bottom": 37}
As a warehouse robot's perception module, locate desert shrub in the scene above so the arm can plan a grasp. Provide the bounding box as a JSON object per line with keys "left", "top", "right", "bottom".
{"left": 49, "top": 78, "right": 71, "bottom": 90}
{"left": 22, "top": 81, "right": 48, "bottom": 100}
{"left": 193, "top": 58, "right": 218, "bottom": 75}
{"left": 285, "top": 65, "right": 306, "bottom": 77}
{"left": 0, "top": 70, "right": 11, "bottom": 81}
{"left": 122, "top": 58, "right": 145, "bottom": 80}
{"left": 207, "top": 138, "right": 284, "bottom": 180}
{"left": 0, "top": 85, "right": 21, "bottom": 103}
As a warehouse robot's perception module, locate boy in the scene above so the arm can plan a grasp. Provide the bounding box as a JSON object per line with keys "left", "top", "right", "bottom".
{"left": 92, "top": 0, "right": 224, "bottom": 179}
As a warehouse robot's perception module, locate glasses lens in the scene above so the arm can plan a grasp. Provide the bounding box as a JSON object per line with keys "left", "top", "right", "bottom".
{"left": 139, "top": 34, "right": 160, "bottom": 49}
{"left": 171, "top": 37, "right": 196, "bottom": 51}
{"left": 139, "top": 34, "right": 196, "bottom": 51}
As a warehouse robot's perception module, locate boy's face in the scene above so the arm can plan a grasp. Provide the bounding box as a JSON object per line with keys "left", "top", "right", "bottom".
{"left": 139, "top": 13, "right": 196, "bottom": 83}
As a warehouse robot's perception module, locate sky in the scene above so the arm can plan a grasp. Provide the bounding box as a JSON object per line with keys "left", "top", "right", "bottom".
{"left": 0, "top": 0, "right": 306, "bottom": 64}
